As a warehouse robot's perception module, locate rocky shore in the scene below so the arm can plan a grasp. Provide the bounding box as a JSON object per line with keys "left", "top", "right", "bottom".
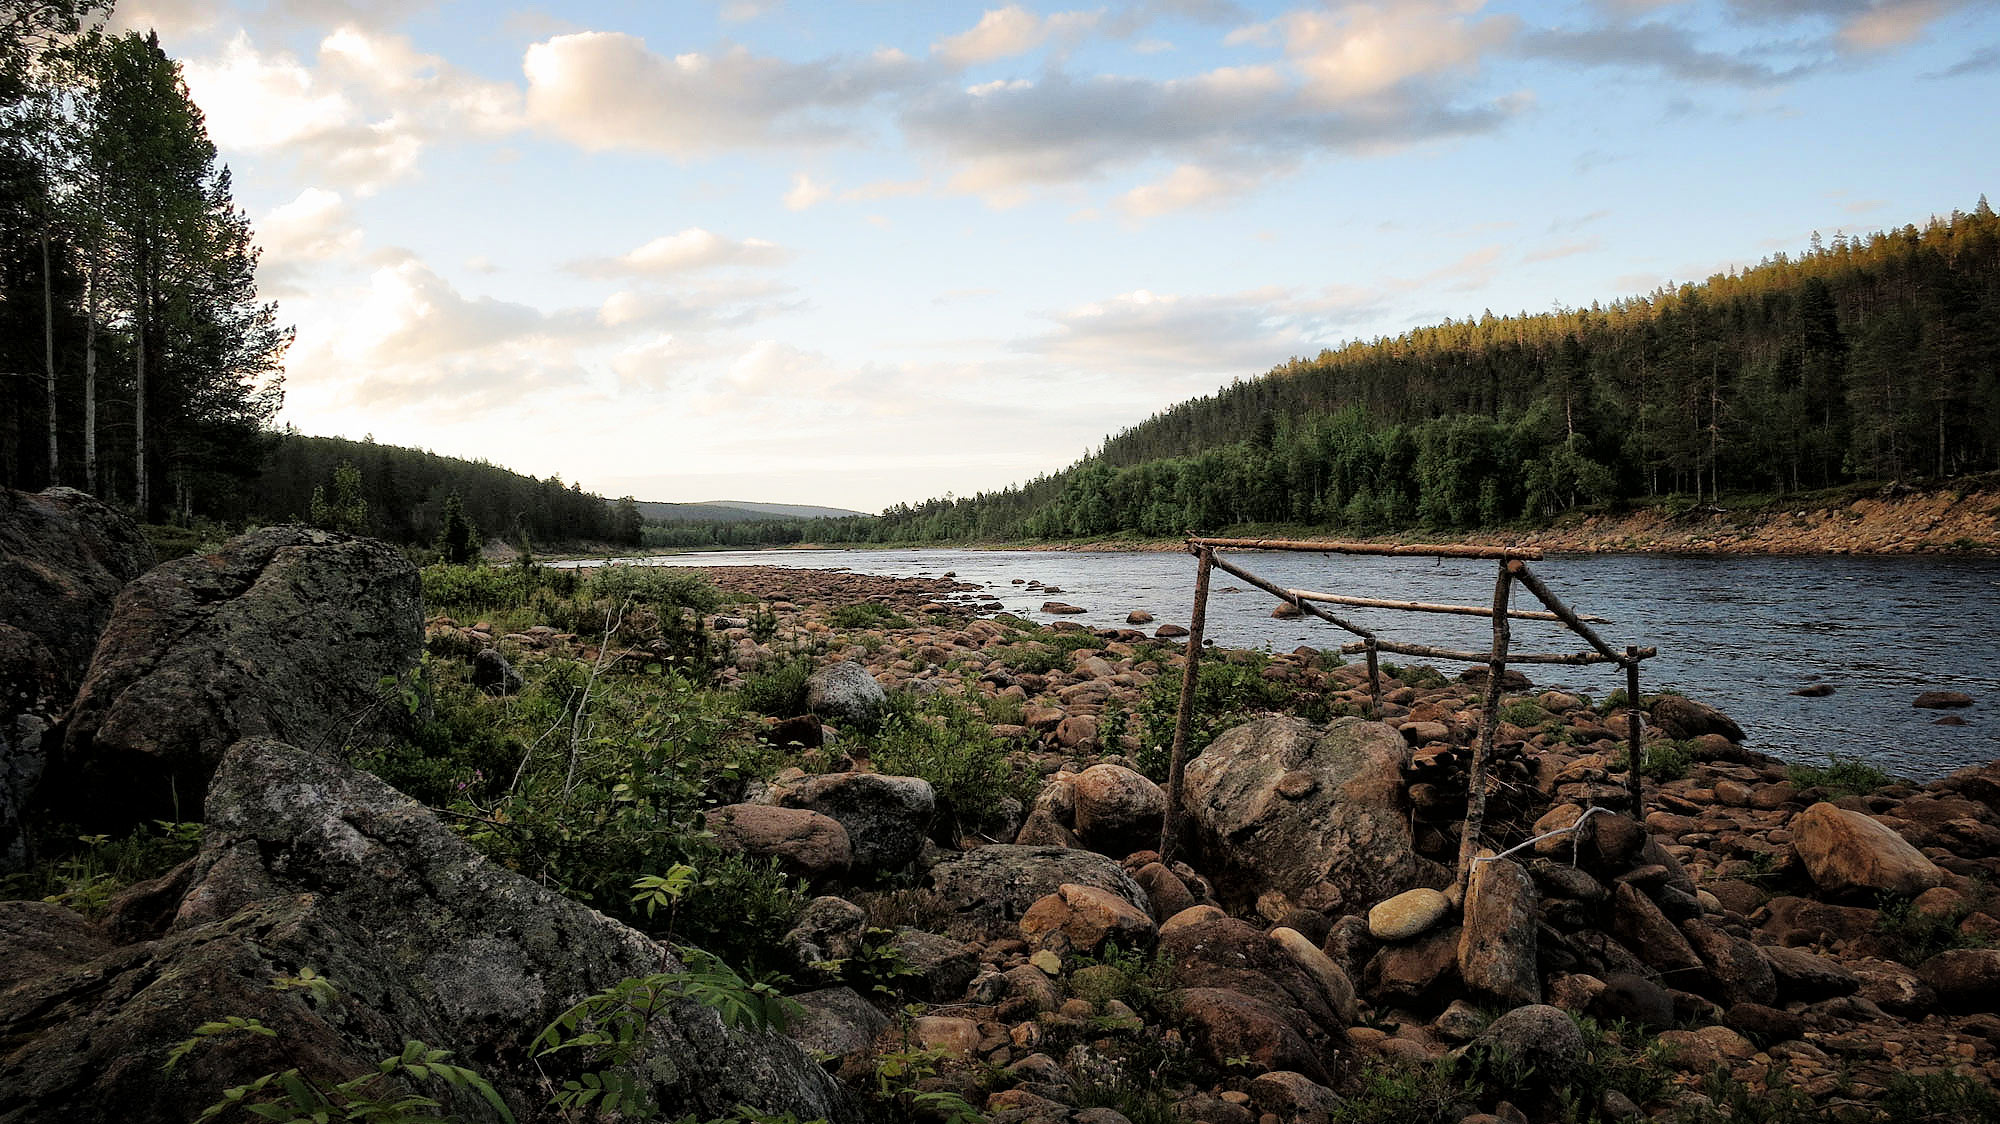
{"left": 4, "top": 487, "right": 1999, "bottom": 1123}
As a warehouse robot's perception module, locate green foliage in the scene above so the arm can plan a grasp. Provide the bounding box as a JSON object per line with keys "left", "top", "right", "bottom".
{"left": 1498, "top": 700, "right": 1552, "bottom": 727}
{"left": 420, "top": 563, "right": 535, "bottom": 613}
{"left": 1611, "top": 741, "right": 1694, "bottom": 782}
{"left": 1382, "top": 662, "right": 1450, "bottom": 689}
{"left": 991, "top": 641, "right": 1064, "bottom": 676}
{"left": 1876, "top": 887, "right": 1994, "bottom": 965}
{"left": 310, "top": 460, "right": 369, "bottom": 534}
{"left": 748, "top": 604, "right": 780, "bottom": 644}
{"left": 829, "top": 601, "right": 913, "bottom": 630}
{"left": 1133, "top": 653, "right": 1293, "bottom": 781}
{"left": 436, "top": 493, "right": 481, "bottom": 564}
{"left": 1786, "top": 753, "right": 1893, "bottom": 797}
{"left": 168, "top": 974, "right": 513, "bottom": 1124}
{"left": 8, "top": 819, "right": 202, "bottom": 914}
{"left": 740, "top": 656, "right": 814, "bottom": 717}
{"left": 867, "top": 693, "right": 1032, "bottom": 837}
{"left": 585, "top": 565, "right": 721, "bottom": 615}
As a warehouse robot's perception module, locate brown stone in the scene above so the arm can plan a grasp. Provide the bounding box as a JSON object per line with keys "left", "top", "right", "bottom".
{"left": 1018, "top": 883, "right": 1156, "bottom": 955}
{"left": 1459, "top": 858, "right": 1540, "bottom": 1008}
{"left": 705, "top": 804, "right": 851, "bottom": 879}
{"left": 1791, "top": 802, "right": 1943, "bottom": 898}
{"left": 1069, "top": 764, "right": 1164, "bottom": 853}
{"left": 1610, "top": 883, "right": 1702, "bottom": 975}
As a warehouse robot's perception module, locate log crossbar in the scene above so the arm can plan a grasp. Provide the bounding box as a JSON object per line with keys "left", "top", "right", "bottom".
{"left": 1159, "top": 534, "right": 1660, "bottom": 895}
{"left": 1190, "top": 536, "right": 1544, "bottom": 561}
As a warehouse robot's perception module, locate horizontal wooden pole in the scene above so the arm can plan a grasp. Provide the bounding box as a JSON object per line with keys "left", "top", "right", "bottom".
{"left": 1337, "top": 638, "right": 1656, "bottom": 666}
{"left": 1191, "top": 537, "right": 1544, "bottom": 561}
{"left": 1206, "top": 552, "right": 1375, "bottom": 640}
{"left": 1287, "top": 588, "right": 1608, "bottom": 623}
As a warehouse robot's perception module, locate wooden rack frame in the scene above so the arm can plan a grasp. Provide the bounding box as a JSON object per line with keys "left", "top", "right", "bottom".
{"left": 1158, "top": 537, "right": 1658, "bottom": 888}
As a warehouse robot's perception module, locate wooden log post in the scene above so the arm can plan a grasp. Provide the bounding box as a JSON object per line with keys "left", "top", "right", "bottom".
{"left": 1626, "top": 645, "right": 1644, "bottom": 816}
{"left": 1365, "top": 637, "right": 1381, "bottom": 718}
{"left": 1459, "top": 559, "right": 1514, "bottom": 891}
{"left": 1159, "top": 545, "right": 1214, "bottom": 865}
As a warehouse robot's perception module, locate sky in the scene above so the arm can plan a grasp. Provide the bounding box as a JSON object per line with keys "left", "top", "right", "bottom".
{"left": 114, "top": 0, "right": 2000, "bottom": 513}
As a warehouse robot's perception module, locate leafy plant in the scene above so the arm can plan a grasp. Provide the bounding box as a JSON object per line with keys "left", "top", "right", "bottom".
{"left": 740, "top": 656, "right": 814, "bottom": 717}
{"left": 867, "top": 694, "right": 1032, "bottom": 837}
{"left": 1787, "top": 754, "right": 1893, "bottom": 798}
{"left": 829, "top": 601, "right": 912, "bottom": 631}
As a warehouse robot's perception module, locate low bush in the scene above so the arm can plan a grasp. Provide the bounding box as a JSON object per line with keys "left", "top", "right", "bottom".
{"left": 740, "top": 656, "right": 814, "bottom": 717}
{"left": 1787, "top": 753, "right": 1893, "bottom": 797}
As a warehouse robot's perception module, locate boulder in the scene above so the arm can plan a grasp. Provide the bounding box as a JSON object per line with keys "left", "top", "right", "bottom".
{"left": 786, "top": 987, "right": 889, "bottom": 1059}
{"left": 1610, "top": 884, "right": 1702, "bottom": 975}
{"left": 886, "top": 930, "right": 980, "bottom": 1002}
{"left": 1161, "top": 915, "right": 1346, "bottom": 1044}
{"left": 1270, "top": 926, "right": 1359, "bottom": 1024}
{"left": 1914, "top": 691, "right": 1974, "bottom": 709}
{"left": 1791, "top": 802, "right": 1944, "bottom": 897}
{"left": 783, "top": 896, "right": 870, "bottom": 972}
{"left": 1041, "top": 602, "right": 1086, "bottom": 615}
{"left": 1459, "top": 858, "right": 1539, "bottom": 1007}
{"left": 1131, "top": 862, "right": 1195, "bottom": 923}
{"left": 1680, "top": 919, "right": 1777, "bottom": 1007}
{"left": 1471, "top": 1005, "right": 1584, "bottom": 1092}
{"left": 1369, "top": 887, "right": 1451, "bottom": 941}
{"left": 0, "top": 899, "right": 115, "bottom": 993}
{"left": 776, "top": 772, "right": 934, "bottom": 873}
{"left": 705, "top": 804, "right": 852, "bottom": 879}
{"left": 470, "top": 648, "right": 522, "bottom": 695}
{"left": 1762, "top": 944, "right": 1860, "bottom": 1001}
{"left": 1019, "top": 883, "right": 1156, "bottom": 956}
{"left": 1182, "top": 716, "right": 1445, "bottom": 911}
{"left": 1364, "top": 923, "right": 1462, "bottom": 1008}
{"left": 1070, "top": 764, "right": 1166, "bottom": 855}
{"left": 805, "top": 660, "right": 887, "bottom": 728}
{"left": 1648, "top": 695, "right": 1744, "bottom": 742}
{"left": 0, "top": 487, "right": 153, "bottom": 867}
{"left": 60, "top": 527, "right": 420, "bottom": 825}
{"left": 926, "top": 845, "right": 1150, "bottom": 941}
{"left": 1918, "top": 948, "right": 2000, "bottom": 1012}
{"left": 1170, "top": 988, "right": 1331, "bottom": 1084}
{"left": 0, "top": 738, "right": 857, "bottom": 1124}
{"left": 0, "top": 486, "right": 155, "bottom": 686}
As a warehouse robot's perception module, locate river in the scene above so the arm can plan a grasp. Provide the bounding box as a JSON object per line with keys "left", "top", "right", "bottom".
{"left": 581, "top": 547, "right": 2000, "bottom": 781}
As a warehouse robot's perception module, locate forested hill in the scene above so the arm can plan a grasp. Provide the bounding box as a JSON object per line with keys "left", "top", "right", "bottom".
{"left": 249, "top": 434, "right": 627, "bottom": 550}
{"left": 849, "top": 198, "right": 2000, "bottom": 543}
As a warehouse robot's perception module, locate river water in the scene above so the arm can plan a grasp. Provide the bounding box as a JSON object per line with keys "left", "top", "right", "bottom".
{"left": 591, "top": 547, "right": 2000, "bottom": 781}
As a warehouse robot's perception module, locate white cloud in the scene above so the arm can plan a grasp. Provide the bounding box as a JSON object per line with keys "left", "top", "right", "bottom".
{"left": 1023, "top": 286, "right": 1382, "bottom": 374}
{"left": 784, "top": 171, "right": 833, "bottom": 210}
{"left": 1269, "top": 1, "right": 1520, "bottom": 104}
{"left": 572, "top": 229, "right": 792, "bottom": 278}
{"left": 1116, "top": 163, "right": 1269, "bottom": 216}
{"left": 522, "top": 32, "right": 927, "bottom": 154}
{"left": 181, "top": 28, "right": 520, "bottom": 193}
{"left": 258, "top": 188, "right": 363, "bottom": 265}
{"left": 934, "top": 7, "right": 1101, "bottom": 65}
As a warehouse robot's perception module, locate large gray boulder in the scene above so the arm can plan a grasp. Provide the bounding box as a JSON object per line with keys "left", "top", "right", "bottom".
{"left": 925, "top": 844, "right": 1150, "bottom": 940}
{"left": 1181, "top": 716, "right": 1445, "bottom": 912}
{"left": 60, "top": 526, "right": 421, "bottom": 824}
{"left": 775, "top": 772, "right": 934, "bottom": 874}
{"left": 805, "top": 660, "right": 887, "bottom": 728}
{"left": 0, "top": 738, "right": 859, "bottom": 1124}
{"left": 0, "top": 487, "right": 154, "bottom": 869}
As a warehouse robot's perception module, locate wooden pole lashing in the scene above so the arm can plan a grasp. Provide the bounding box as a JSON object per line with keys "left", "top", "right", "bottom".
{"left": 1336, "top": 638, "right": 1649, "bottom": 666}
{"left": 1459, "top": 559, "right": 1514, "bottom": 891}
{"left": 1206, "top": 551, "right": 1376, "bottom": 640}
{"left": 1626, "top": 645, "right": 1645, "bottom": 817}
{"left": 1509, "top": 561, "right": 1624, "bottom": 662}
{"left": 1159, "top": 546, "right": 1214, "bottom": 865}
{"left": 1288, "top": 587, "right": 1608, "bottom": 623}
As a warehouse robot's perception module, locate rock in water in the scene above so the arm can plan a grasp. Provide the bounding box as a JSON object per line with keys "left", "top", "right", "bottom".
{"left": 60, "top": 526, "right": 422, "bottom": 825}
{"left": 1181, "top": 716, "right": 1445, "bottom": 911}
{"left": 0, "top": 487, "right": 154, "bottom": 869}
{"left": 804, "top": 660, "right": 886, "bottom": 727}
{"left": 0, "top": 738, "right": 859, "bottom": 1124}
{"left": 1648, "top": 695, "right": 1745, "bottom": 742}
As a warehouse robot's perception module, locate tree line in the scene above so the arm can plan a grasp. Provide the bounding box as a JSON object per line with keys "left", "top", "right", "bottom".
{"left": 678, "top": 198, "right": 2000, "bottom": 546}
{"left": 1, "top": 2, "right": 287, "bottom": 522}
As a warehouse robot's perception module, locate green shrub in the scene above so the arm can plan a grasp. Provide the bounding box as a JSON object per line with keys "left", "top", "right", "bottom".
{"left": 7, "top": 820, "right": 204, "bottom": 915}
{"left": 421, "top": 563, "right": 533, "bottom": 613}
{"left": 740, "top": 657, "right": 814, "bottom": 717}
{"left": 1611, "top": 741, "right": 1694, "bottom": 782}
{"left": 829, "top": 601, "right": 912, "bottom": 630}
{"left": 1498, "top": 700, "right": 1552, "bottom": 727}
{"left": 1133, "top": 653, "right": 1293, "bottom": 781}
{"left": 1877, "top": 888, "right": 1994, "bottom": 965}
{"left": 586, "top": 566, "right": 721, "bottom": 614}
{"left": 992, "top": 641, "right": 1064, "bottom": 676}
{"left": 867, "top": 694, "right": 1032, "bottom": 836}
{"left": 1787, "top": 753, "right": 1893, "bottom": 797}
{"left": 1382, "top": 662, "right": 1449, "bottom": 689}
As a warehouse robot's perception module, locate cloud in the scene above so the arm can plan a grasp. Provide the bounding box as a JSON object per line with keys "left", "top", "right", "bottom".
{"left": 181, "top": 27, "right": 519, "bottom": 192}
{"left": 784, "top": 171, "right": 833, "bottom": 210}
{"left": 1523, "top": 238, "right": 1601, "bottom": 263}
{"left": 522, "top": 32, "right": 929, "bottom": 154}
{"left": 1262, "top": 1, "right": 1521, "bottom": 104}
{"left": 571, "top": 229, "right": 791, "bottom": 277}
{"left": 1519, "top": 21, "right": 1801, "bottom": 84}
{"left": 933, "top": 6, "right": 1101, "bottom": 65}
{"left": 902, "top": 65, "right": 1526, "bottom": 199}
{"left": 1929, "top": 44, "right": 2000, "bottom": 76}
{"left": 257, "top": 188, "right": 363, "bottom": 287}
{"left": 1116, "top": 163, "right": 1269, "bottom": 217}
{"left": 1022, "top": 286, "right": 1382, "bottom": 375}
{"left": 1722, "top": 0, "right": 1972, "bottom": 51}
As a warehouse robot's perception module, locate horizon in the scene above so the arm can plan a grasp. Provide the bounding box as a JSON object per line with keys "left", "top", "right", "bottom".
{"left": 126, "top": 0, "right": 2000, "bottom": 512}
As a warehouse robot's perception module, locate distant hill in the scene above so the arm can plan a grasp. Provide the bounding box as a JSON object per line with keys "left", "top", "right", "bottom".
{"left": 635, "top": 499, "right": 866, "bottom": 523}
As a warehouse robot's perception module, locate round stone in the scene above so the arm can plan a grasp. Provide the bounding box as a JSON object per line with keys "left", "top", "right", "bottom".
{"left": 1368, "top": 887, "right": 1451, "bottom": 941}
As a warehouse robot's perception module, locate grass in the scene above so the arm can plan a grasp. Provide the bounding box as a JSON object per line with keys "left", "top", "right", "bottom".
{"left": 830, "top": 601, "right": 913, "bottom": 631}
